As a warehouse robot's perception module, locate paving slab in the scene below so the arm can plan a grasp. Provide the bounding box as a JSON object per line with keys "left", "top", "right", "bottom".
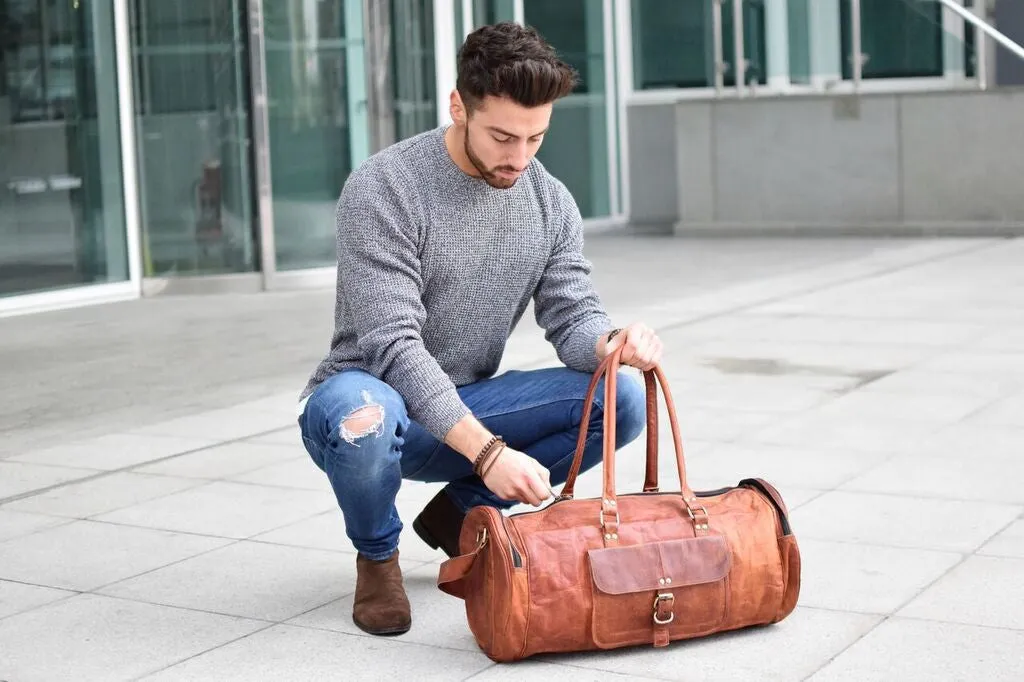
{"left": 808, "top": 618, "right": 1024, "bottom": 682}
{"left": 0, "top": 580, "right": 76, "bottom": 620}
{"left": 289, "top": 562, "right": 479, "bottom": 652}
{"left": 686, "top": 441, "right": 892, "bottom": 490}
{"left": 6, "top": 433, "right": 218, "bottom": 471}
{"left": 133, "top": 440, "right": 303, "bottom": 480}
{"left": 790, "top": 491, "right": 1022, "bottom": 553}
{"left": 978, "top": 518, "right": 1024, "bottom": 559}
{"left": 898, "top": 554, "right": 1024, "bottom": 630}
{"left": 96, "top": 540, "right": 424, "bottom": 623}
{"left": 0, "top": 472, "right": 202, "bottom": 519}
{"left": 229, "top": 455, "right": 329, "bottom": 490}
{"left": 0, "top": 508, "right": 69, "bottom": 542}
{"left": 129, "top": 404, "right": 298, "bottom": 442}
{"left": 0, "top": 461, "right": 97, "bottom": 500}
{"left": 748, "top": 410, "right": 948, "bottom": 454}
{"left": 795, "top": 539, "right": 962, "bottom": 614}
{"left": 0, "top": 594, "right": 265, "bottom": 682}
{"left": 92, "top": 480, "right": 336, "bottom": 539}
{"left": 249, "top": 493, "right": 448, "bottom": 563}
{"left": 840, "top": 451, "right": 1024, "bottom": 504}
{"left": 140, "top": 623, "right": 493, "bottom": 681}
{"left": 550, "top": 607, "right": 881, "bottom": 682}
{"left": 0, "top": 520, "right": 231, "bottom": 591}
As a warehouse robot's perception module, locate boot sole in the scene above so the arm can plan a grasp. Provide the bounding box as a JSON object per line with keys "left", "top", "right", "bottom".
{"left": 412, "top": 516, "right": 441, "bottom": 552}
{"left": 353, "top": 617, "right": 412, "bottom": 637}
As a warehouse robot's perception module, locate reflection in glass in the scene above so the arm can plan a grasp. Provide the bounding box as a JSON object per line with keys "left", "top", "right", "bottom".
{"left": 473, "top": 0, "right": 515, "bottom": 28}
{"left": 841, "top": 0, "right": 944, "bottom": 79}
{"left": 391, "top": 0, "right": 438, "bottom": 141}
{"left": 631, "top": 0, "right": 767, "bottom": 90}
{"left": 787, "top": 0, "right": 811, "bottom": 85}
{"left": 264, "top": 0, "right": 368, "bottom": 271}
{"left": 129, "top": 0, "right": 255, "bottom": 278}
{"left": 525, "top": 0, "right": 610, "bottom": 219}
{"left": 0, "top": 0, "right": 128, "bottom": 297}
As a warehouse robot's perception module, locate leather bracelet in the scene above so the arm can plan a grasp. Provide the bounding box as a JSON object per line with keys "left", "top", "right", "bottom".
{"left": 472, "top": 436, "right": 504, "bottom": 476}
{"left": 480, "top": 443, "right": 505, "bottom": 480}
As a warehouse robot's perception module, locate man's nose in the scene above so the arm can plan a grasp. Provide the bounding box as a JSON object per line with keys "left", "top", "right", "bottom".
{"left": 508, "top": 141, "right": 529, "bottom": 170}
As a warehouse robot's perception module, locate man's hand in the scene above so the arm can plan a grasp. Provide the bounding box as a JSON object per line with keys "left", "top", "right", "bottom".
{"left": 442, "top": 415, "right": 553, "bottom": 506}
{"left": 598, "top": 322, "right": 663, "bottom": 371}
{"left": 481, "top": 446, "right": 553, "bottom": 507}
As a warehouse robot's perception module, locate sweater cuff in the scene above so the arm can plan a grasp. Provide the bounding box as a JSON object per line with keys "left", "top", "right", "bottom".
{"left": 411, "top": 385, "right": 473, "bottom": 442}
{"left": 563, "top": 315, "right": 615, "bottom": 374}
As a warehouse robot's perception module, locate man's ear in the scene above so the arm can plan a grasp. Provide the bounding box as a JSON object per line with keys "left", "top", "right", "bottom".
{"left": 449, "top": 89, "right": 467, "bottom": 126}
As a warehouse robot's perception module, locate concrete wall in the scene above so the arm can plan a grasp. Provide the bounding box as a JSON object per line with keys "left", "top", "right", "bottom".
{"left": 627, "top": 88, "right": 1024, "bottom": 234}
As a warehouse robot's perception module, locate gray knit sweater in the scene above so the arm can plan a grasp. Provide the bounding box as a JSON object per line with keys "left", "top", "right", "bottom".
{"left": 301, "top": 125, "right": 613, "bottom": 440}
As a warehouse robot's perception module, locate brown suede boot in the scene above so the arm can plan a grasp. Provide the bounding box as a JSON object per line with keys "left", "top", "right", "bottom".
{"left": 352, "top": 550, "right": 411, "bottom": 636}
{"left": 412, "top": 490, "right": 466, "bottom": 558}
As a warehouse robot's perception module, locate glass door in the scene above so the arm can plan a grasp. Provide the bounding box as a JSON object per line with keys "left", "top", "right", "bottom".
{"left": 129, "top": 0, "right": 256, "bottom": 278}
{"left": 262, "top": 0, "right": 368, "bottom": 271}
{"left": 523, "top": 0, "right": 615, "bottom": 219}
{"left": 391, "top": 0, "right": 438, "bottom": 141}
{"left": 0, "top": 0, "right": 128, "bottom": 297}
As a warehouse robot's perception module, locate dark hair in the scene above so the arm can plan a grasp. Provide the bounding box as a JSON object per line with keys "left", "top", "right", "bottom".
{"left": 456, "top": 22, "right": 578, "bottom": 112}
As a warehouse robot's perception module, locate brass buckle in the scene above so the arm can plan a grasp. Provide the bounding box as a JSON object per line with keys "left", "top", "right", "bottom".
{"left": 599, "top": 508, "right": 620, "bottom": 529}
{"left": 475, "top": 526, "right": 488, "bottom": 549}
{"left": 653, "top": 592, "right": 675, "bottom": 625}
{"left": 686, "top": 504, "right": 708, "bottom": 521}
{"left": 687, "top": 504, "right": 710, "bottom": 531}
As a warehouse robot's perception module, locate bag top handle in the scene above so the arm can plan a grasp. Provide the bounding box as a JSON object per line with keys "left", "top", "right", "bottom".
{"left": 557, "top": 347, "right": 705, "bottom": 537}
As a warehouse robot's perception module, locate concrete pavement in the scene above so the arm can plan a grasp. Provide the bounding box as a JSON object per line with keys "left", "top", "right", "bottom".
{"left": 1, "top": 234, "right": 1022, "bottom": 680}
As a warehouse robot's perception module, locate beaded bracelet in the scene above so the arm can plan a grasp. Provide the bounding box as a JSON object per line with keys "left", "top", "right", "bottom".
{"left": 472, "top": 436, "right": 504, "bottom": 476}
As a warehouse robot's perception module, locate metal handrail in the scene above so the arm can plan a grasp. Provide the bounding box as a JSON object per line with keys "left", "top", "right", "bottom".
{"left": 850, "top": 0, "right": 1024, "bottom": 91}
{"left": 938, "top": 0, "right": 1024, "bottom": 63}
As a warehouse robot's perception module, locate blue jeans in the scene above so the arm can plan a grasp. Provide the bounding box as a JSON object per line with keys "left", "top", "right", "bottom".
{"left": 298, "top": 366, "right": 646, "bottom": 560}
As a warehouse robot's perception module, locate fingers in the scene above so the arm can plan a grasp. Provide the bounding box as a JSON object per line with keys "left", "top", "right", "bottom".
{"left": 616, "top": 324, "right": 662, "bottom": 371}
{"left": 533, "top": 461, "right": 554, "bottom": 498}
{"left": 517, "top": 461, "right": 552, "bottom": 507}
{"left": 483, "top": 450, "right": 554, "bottom": 507}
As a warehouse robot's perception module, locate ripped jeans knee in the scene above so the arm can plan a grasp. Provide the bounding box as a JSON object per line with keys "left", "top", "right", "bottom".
{"left": 301, "top": 370, "right": 409, "bottom": 477}
{"left": 339, "top": 391, "right": 386, "bottom": 445}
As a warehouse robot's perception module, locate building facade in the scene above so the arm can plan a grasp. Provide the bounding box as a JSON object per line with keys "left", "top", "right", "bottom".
{"left": 0, "top": 0, "right": 1006, "bottom": 315}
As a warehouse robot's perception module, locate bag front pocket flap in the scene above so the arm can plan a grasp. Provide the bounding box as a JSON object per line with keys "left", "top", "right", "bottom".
{"left": 588, "top": 535, "right": 731, "bottom": 595}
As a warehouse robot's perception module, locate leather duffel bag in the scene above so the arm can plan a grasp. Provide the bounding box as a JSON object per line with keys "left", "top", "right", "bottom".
{"left": 437, "top": 347, "right": 801, "bottom": 662}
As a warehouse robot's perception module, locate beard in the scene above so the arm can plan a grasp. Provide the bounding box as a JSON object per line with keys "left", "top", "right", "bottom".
{"left": 464, "top": 128, "right": 521, "bottom": 189}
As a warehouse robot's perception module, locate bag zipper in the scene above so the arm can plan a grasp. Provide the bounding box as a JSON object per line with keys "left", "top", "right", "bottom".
{"left": 500, "top": 515, "right": 524, "bottom": 567}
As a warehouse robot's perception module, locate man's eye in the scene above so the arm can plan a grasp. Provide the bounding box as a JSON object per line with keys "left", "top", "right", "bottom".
{"left": 493, "top": 136, "right": 512, "bottom": 144}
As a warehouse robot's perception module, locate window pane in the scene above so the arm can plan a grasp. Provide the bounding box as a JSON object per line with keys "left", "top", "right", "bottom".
{"left": 841, "top": 0, "right": 944, "bottom": 79}
{"left": 0, "top": 0, "right": 128, "bottom": 297}
{"left": 787, "top": 0, "right": 812, "bottom": 84}
{"left": 728, "top": 0, "right": 767, "bottom": 86}
{"left": 965, "top": 9, "right": 976, "bottom": 79}
{"left": 130, "top": 0, "right": 256, "bottom": 277}
{"left": 473, "top": 0, "right": 515, "bottom": 27}
{"left": 264, "top": 0, "right": 368, "bottom": 271}
{"left": 632, "top": 0, "right": 767, "bottom": 90}
{"left": 524, "top": 0, "right": 611, "bottom": 218}
{"left": 632, "top": 0, "right": 711, "bottom": 89}
{"left": 391, "top": 0, "right": 437, "bottom": 141}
